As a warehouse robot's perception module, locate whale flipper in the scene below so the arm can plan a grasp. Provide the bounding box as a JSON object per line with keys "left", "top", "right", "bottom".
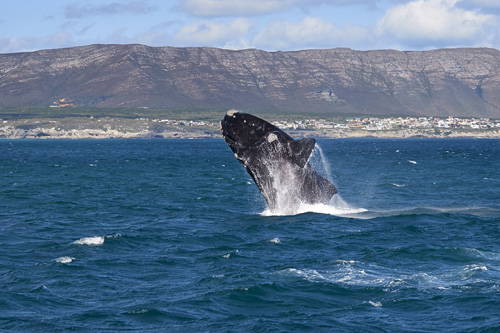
{"left": 289, "top": 138, "right": 316, "bottom": 168}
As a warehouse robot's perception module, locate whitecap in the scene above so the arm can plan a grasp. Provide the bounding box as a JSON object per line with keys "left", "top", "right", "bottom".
{"left": 269, "top": 237, "right": 281, "bottom": 244}
{"left": 73, "top": 236, "right": 105, "bottom": 246}
{"left": 212, "top": 274, "right": 225, "bottom": 278}
{"left": 261, "top": 196, "right": 367, "bottom": 217}
{"left": 222, "top": 249, "right": 239, "bottom": 259}
{"left": 54, "top": 256, "right": 75, "bottom": 264}
{"left": 391, "top": 183, "right": 405, "bottom": 187}
{"left": 285, "top": 268, "right": 326, "bottom": 281}
{"left": 408, "top": 160, "right": 417, "bottom": 164}
{"left": 366, "top": 301, "right": 382, "bottom": 307}
{"left": 333, "top": 260, "right": 359, "bottom": 265}
{"left": 106, "top": 233, "right": 121, "bottom": 239}
{"left": 282, "top": 263, "right": 396, "bottom": 288}
{"left": 463, "top": 264, "right": 488, "bottom": 272}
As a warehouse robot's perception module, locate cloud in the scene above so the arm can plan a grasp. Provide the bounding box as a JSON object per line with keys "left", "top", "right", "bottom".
{"left": 0, "top": 32, "right": 74, "bottom": 53}
{"left": 180, "top": 0, "right": 295, "bottom": 17}
{"left": 252, "top": 17, "right": 369, "bottom": 50}
{"left": 174, "top": 18, "right": 253, "bottom": 48}
{"left": 180, "top": 0, "right": 383, "bottom": 17}
{"left": 65, "top": 1, "right": 158, "bottom": 19}
{"left": 246, "top": 0, "right": 500, "bottom": 51}
{"left": 463, "top": 0, "right": 500, "bottom": 8}
{"left": 106, "top": 24, "right": 176, "bottom": 47}
{"left": 375, "top": 0, "right": 498, "bottom": 48}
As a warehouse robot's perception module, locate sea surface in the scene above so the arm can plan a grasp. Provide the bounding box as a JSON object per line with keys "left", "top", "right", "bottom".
{"left": 1, "top": 138, "right": 499, "bottom": 332}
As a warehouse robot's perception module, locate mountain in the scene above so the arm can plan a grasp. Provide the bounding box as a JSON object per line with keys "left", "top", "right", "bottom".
{"left": 1, "top": 44, "right": 500, "bottom": 118}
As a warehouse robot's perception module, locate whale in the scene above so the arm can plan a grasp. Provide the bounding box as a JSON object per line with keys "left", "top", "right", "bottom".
{"left": 220, "top": 110, "right": 337, "bottom": 211}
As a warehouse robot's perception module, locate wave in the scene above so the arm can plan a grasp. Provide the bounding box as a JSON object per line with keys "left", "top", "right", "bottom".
{"left": 281, "top": 258, "right": 499, "bottom": 291}
{"left": 261, "top": 195, "right": 367, "bottom": 217}
{"left": 72, "top": 234, "right": 121, "bottom": 246}
{"left": 53, "top": 256, "right": 75, "bottom": 264}
{"left": 353, "top": 206, "right": 500, "bottom": 219}
{"left": 261, "top": 195, "right": 499, "bottom": 219}
{"left": 73, "top": 236, "right": 105, "bottom": 246}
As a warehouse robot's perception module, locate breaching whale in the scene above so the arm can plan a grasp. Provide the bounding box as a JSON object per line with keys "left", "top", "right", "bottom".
{"left": 220, "top": 110, "right": 337, "bottom": 211}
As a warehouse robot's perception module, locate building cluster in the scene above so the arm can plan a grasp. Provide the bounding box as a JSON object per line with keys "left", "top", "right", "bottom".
{"left": 50, "top": 98, "right": 76, "bottom": 108}
{"left": 153, "top": 119, "right": 216, "bottom": 127}
{"left": 102, "top": 116, "right": 500, "bottom": 132}
{"left": 271, "top": 116, "right": 500, "bottom": 131}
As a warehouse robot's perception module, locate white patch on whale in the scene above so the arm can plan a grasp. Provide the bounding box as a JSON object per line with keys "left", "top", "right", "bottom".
{"left": 267, "top": 133, "right": 278, "bottom": 143}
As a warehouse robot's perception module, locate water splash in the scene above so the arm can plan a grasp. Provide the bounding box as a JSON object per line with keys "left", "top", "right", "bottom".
{"left": 309, "top": 144, "right": 333, "bottom": 182}
{"left": 262, "top": 143, "right": 365, "bottom": 217}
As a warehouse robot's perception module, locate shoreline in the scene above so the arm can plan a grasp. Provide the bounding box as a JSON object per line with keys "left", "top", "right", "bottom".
{"left": 1, "top": 116, "right": 499, "bottom": 139}
{"left": 1, "top": 127, "right": 499, "bottom": 140}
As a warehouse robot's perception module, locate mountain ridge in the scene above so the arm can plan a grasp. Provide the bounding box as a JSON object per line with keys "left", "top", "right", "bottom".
{"left": 1, "top": 44, "right": 500, "bottom": 118}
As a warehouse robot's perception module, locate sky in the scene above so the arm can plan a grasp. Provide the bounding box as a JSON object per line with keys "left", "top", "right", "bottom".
{"left": 1, "top": 0, "right": 500, "bottom": 53}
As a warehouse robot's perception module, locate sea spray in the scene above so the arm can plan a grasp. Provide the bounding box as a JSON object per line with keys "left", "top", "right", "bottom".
{"left": 309, "top": 144, "right": 333, "bottom": 183}
{"left": 263, "top": 143, "right": 365, "bottom": 216}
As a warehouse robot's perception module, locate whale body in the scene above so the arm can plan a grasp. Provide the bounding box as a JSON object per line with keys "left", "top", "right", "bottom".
{"left": 220, "top": 110, "right": 337, "bottom": 211}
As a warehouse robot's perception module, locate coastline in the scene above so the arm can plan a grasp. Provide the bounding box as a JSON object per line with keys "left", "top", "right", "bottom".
{"left": 1, "top": 116, "right": 500, "bottom": 139}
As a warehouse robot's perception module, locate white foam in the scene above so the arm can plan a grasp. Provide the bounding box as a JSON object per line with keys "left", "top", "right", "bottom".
{"left": 258, "top": 143, "right": 368, "bottom": 217}
{"left": 333, "top": 260, "right": 359, "bottom": 265}
{"left": 54, "top": 256, "right": 74, "bottom": 264}
{"left": 269, "top": 237, "right": 281, "bottom": 244}
{"left": 222, "top": 249, "right": 239, "bottom": 259}
{"left": 366, "top": 301, "right": 383, "bottom": 307}
{"left": 281, "top": 257, "right": 496, "bottom": 292}
{"left": 73, "top": 236, "right": 105, "bottom": 246}
{"left": 261, "top": 196, "right": 367, "bottom": 217}
{"left": 408, "top": 160, "right": 417, "bottom": 164}
{"left": 464, "top": 264, "right": 488, "bottom": 272}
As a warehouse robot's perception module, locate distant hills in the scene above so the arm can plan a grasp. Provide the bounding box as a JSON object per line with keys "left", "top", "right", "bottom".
{"left": 1, "top": 44, "right": 500, "bottom": 118}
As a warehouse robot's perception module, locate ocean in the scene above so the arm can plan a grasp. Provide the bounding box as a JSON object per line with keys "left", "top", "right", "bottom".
{"left": 1, "top": 138, "right": 499, "bottom": 332}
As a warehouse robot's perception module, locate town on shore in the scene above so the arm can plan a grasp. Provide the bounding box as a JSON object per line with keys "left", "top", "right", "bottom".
{"left": 1, "top": 114, "right": 499, "bottom": 139}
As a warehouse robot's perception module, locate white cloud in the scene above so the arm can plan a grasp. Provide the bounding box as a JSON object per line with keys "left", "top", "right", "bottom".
{"left": 181, "top": 0, "right": 295, "bottom": 17}
{"left": 0, "top": 32, "right": 74, "bottom": 53}
{"left": 3, "top": 0, "right": 500, "bottom": 53}
{"left": 65, "top": 1, "right": 158, "bottom": 19}
{"left": 375, "top": 0, "right": 498, "bottom": 48}
{"left": 180, "top": 0, "right": 381, "bottom": 17}
{"left": 464, "top": 0, "right": 500, "bottom": 8}
{"left": 174, "top": 18, "right": 253, "bottom": 48}
{"left": 253, "top": 17, "right": 369, "bottom": 50}
{"left": 246, "top": 0, "right": 500, "bottom": 51}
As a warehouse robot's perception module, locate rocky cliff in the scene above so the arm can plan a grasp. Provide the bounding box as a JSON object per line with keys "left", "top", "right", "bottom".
{"left": 1, "top": 44, "right": 500, "bottom": 117}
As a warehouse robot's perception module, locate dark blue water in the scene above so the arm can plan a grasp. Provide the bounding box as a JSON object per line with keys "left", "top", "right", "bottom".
{"left": 1, "top": 138, "right": 499, "bottom": 332}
